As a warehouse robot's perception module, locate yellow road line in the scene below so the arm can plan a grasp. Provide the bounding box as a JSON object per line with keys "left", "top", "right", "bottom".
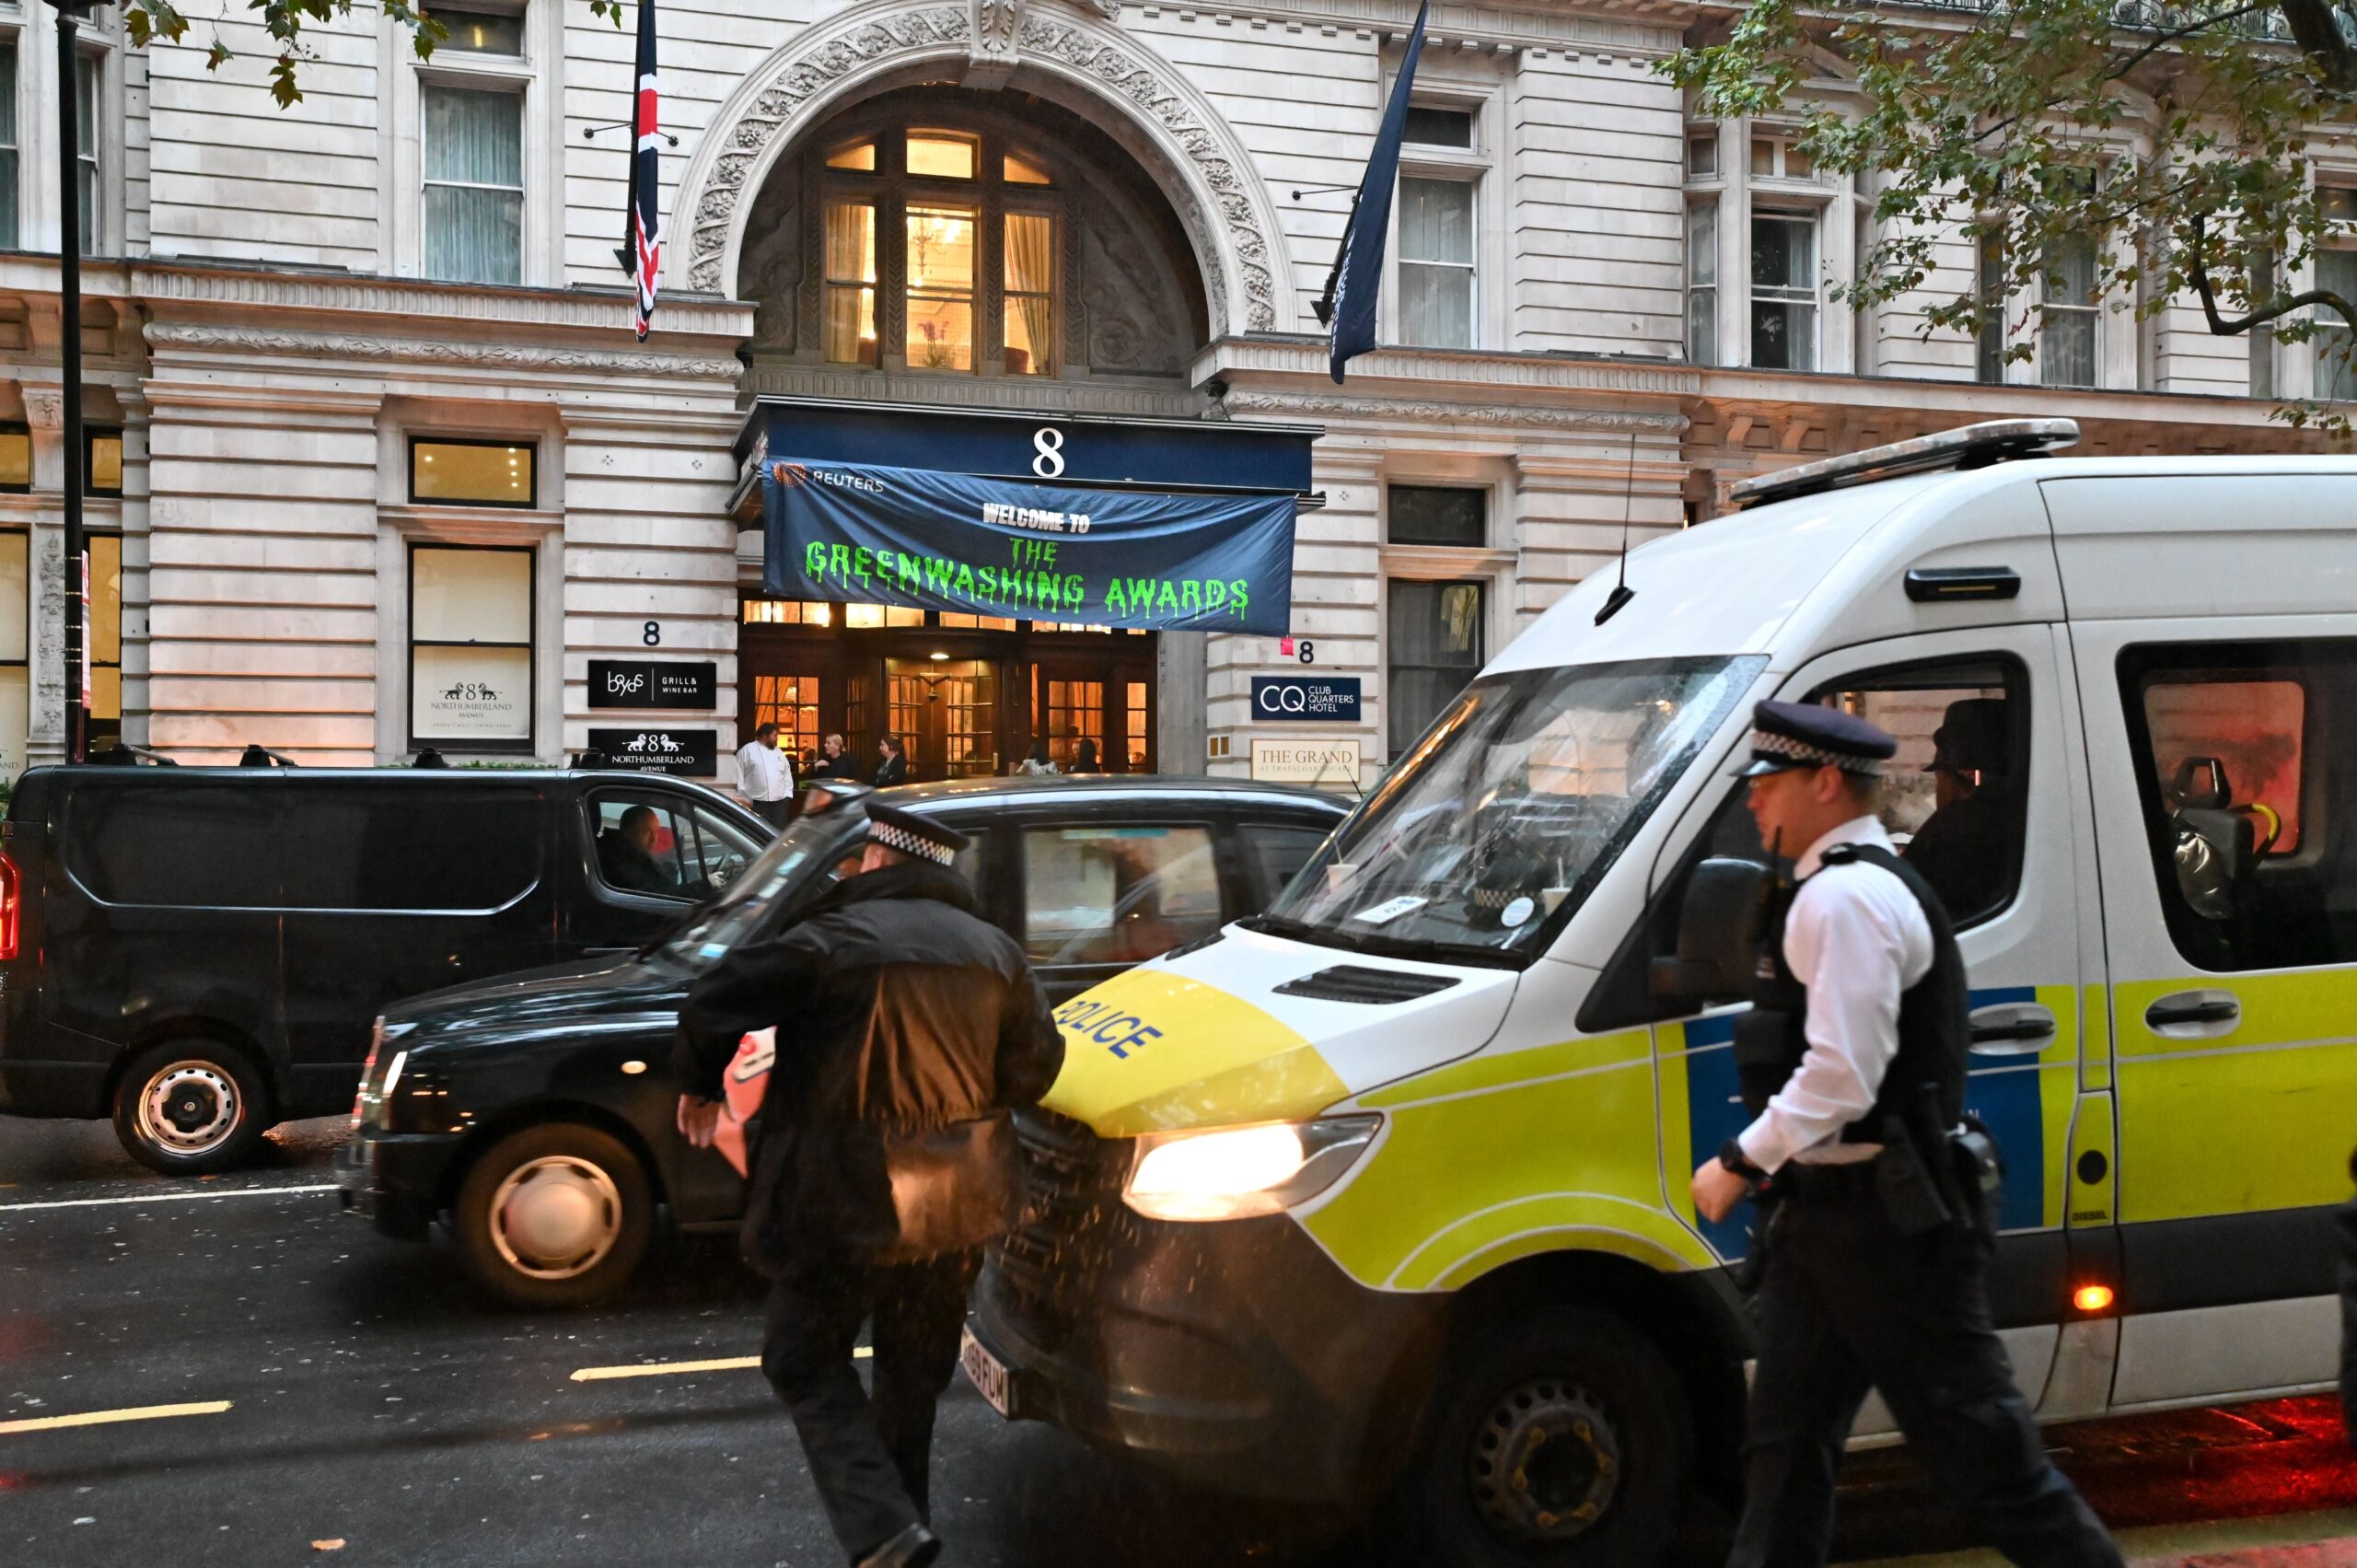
{"left": 570, "top": 1349, "right": 870, "bottom": 1383}
{"left": 0, "top": 1400, "right": 232, "bottom": 1435}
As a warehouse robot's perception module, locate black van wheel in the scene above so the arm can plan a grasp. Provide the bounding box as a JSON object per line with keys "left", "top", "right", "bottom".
{"left": 112, "top": 1041, "right": 270, "bottom": 1176}
{"left": 1397, "top": 1307, "right": 1691, "bottom": 1568}
{"left": 455, "top": 1124, "right": 653, "bottom": 1310}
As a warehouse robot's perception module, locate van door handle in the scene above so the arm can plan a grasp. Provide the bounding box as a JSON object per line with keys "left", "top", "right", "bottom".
{"left": 2144, "top": 990, "right": 2240, "bottom": 1036}
{"left": 1968, "top": 1003, "right": 2056, "bottom": 1057}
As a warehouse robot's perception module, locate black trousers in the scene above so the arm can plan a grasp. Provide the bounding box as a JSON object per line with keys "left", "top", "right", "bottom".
{"left": 751, "top": 797, "right": 795, "bottom": 832}
{"left": 1729, "top": 1184, "right": 2122, "bottom": 1568}
{"left": 761, "top": 1250, "right": 981, "bottom": 1562}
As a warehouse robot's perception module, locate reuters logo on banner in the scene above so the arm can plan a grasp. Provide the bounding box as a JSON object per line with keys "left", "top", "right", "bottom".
{"left": 771, "top": 461, "right": 813, "bottom": 488}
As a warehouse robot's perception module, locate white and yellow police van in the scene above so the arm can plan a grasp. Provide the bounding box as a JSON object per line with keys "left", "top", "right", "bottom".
{"left": 961, "top": 420, "right": 2357, "bottom": 1567}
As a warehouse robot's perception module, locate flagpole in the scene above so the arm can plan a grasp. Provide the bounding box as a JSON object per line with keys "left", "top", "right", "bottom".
{"left": 1310, "top": 192, "right": 1359, "bottom": 328}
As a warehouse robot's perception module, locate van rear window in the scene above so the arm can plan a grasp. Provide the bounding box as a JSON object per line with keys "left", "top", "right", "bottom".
{"left": 281, "top": 785, "right": 541, "bottom": 912}
{"left": 68, "top": 785, "right": 280, "bottom": 907}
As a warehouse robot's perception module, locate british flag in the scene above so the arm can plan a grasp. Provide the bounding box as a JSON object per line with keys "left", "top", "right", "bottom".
{"left": 616, "top": 0, "right": 662, "bottom": 340}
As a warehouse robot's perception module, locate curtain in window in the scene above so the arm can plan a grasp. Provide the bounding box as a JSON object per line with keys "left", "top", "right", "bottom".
{"left": 2039, "top": 234, "right": 2097, "bottom": 389}
{"left": 1399, "top": 178, "right": 1474, "bottom": 349}
{"left": 424, "top": 87, "right": 523, "bottom": 285}
{"left": 2316, "top": 250, "right": 2357, "bottom": 401}
{"left": 0, "top": 45, "right": 18, "bottom": 250}
{"left": 1686, "top": 203, "right": 1716, "bottom": 364}
{"left": 824, "top": 203, "right": 877, "bottom": 363}
{"left": 1005, "top": 213, "right": 1055, "bottom": 376}
{"left": 74, "top": 52, "right": 97, "bottom": 255}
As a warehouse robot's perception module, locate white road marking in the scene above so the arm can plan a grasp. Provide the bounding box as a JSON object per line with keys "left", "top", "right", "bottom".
{"left": 0, "top": 1182, "right": 335, "bottom": 1214}
{"left": 0, "top": 1400, "right": 232, "bottom": 1434}
{"left": 570, "top": 1349, "right": 870, "bottom": 1383}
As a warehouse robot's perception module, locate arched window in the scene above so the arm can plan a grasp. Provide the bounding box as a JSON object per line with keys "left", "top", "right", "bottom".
{"left": 816, "top": 122, "right": 1062, "bottom": 377}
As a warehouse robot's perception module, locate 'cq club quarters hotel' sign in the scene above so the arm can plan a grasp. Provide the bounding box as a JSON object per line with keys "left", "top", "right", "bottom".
{"left": 587, "top": 659, "right": 719, "bottom": 711}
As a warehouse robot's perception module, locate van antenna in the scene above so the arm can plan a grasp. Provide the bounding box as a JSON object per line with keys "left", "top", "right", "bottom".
{"left": 1595, "top": 430, "right": 1639, "bottom": 626}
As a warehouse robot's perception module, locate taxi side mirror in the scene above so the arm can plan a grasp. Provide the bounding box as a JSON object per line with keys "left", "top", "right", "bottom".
{"left": 1650, "top": 857, "right": 1769, "bottom": 1009}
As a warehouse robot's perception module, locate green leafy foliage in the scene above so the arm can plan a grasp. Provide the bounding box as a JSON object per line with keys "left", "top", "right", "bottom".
{"left": 1665, "top": 0, "right": 2357, "bottom": 431}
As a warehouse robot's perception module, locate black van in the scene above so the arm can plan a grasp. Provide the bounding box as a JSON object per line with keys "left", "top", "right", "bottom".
{"left": 339, "top": 776, "right": 1349, "bottom": 1307}
{"left": 0, "top": 765, "right": 771, "bottom": 1173}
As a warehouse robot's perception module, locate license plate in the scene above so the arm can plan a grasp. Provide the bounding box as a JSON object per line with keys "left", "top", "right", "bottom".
{"left": 958, "top": 1325, "right": 1014, "bottom": 1419}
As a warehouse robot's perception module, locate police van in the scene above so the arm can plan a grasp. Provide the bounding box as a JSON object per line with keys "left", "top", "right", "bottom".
{"left": 962, "top": 421, "right": 2357, "bottom": 1566}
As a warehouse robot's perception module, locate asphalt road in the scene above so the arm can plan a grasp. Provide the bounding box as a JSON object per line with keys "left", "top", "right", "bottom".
{"left": 3, "top": 1112, "right": 2353, "bottom": 1568}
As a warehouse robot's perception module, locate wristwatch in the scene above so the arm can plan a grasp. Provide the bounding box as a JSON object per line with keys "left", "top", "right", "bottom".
{"left": 1717, "top": 1138, "right": 1767, "bottom": 1186}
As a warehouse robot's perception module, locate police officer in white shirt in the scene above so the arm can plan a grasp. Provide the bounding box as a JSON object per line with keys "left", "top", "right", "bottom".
{"left": 1689, "top": 701, "right": 2119, "bottom": 1568}
{"left": 736, "top": 722, "right": 796, "bottom": 832}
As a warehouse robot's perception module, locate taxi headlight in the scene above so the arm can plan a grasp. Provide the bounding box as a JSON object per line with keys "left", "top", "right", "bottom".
{"left": 1122, "top": 1116, "right": 1380, "bottom": 1222}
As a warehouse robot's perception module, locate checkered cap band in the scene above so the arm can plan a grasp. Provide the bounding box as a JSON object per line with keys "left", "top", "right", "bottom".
{"left": 1750, "top": 728, "right": 1886, "bottom": 776}
{"left": 866, "top": 817, "right": 958, "bottom": 865}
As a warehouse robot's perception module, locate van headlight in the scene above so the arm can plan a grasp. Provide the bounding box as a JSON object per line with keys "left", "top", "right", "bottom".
{"left": 1122, "top": 1116, "right": 1380, "bottom": 1222}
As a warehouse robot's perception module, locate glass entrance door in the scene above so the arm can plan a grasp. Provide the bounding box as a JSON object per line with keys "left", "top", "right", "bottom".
{"left": 886, "top": 656, "right": 1001, "bottom": 781}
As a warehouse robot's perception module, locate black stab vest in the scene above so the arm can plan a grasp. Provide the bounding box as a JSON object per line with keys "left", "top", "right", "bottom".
{"left": 1732, "top": 842, "right": 1968, "bottom": 1143}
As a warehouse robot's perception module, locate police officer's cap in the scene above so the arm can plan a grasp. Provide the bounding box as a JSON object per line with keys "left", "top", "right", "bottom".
{"left": 863, "top": 802, "right": 970, "bottom": 865}
{"left": 1733, "top": 700, "right": 1898, "bottom": 778}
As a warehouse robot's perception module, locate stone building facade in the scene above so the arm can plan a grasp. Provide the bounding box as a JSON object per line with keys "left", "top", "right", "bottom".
{"left": 0, "top": 0, "right": 2322, "bottom": 784}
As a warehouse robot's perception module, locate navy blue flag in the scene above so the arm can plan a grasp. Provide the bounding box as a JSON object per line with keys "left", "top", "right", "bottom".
{"left": 763, "top": 459, "right": 1295, "bottom": 634}
{"left": 615, "top": 0, "right": 662, "bottom": 339}
{"left": 1326, "top": 0, "right": 1430, "bottom": 382}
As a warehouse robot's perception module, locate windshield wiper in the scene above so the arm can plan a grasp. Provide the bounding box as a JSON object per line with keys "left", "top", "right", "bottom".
{"left": 1241, "top": 912, "right": 1526, "bottom": 971}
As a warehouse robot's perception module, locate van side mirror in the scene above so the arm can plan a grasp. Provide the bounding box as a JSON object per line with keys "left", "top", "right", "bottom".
{"left": 1650, "top": 857, "right": 1768, "bottom": 1009}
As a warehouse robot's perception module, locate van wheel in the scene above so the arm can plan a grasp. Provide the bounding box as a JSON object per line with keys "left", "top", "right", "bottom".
{"left": 455, "top": 1124, "right": 652, "bottom": 1310}
{"left": 1395, "top": 1307, "right": 1691, "bottom": 1568}
{"left": 112, "top": 1042, "right": 270, "bottom": 1176}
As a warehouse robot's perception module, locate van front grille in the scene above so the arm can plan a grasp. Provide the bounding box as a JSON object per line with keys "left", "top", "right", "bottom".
{"left": 1272, "top": 964, "right": 1460, "bottom": 1005}
{"left": 998, "top": 1109, "right": 1130, "bottom": 1349}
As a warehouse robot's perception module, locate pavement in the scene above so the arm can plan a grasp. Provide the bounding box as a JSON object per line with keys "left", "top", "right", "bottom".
{"left": 4, "top": 1109, "right": 2355, "bottom": 1567}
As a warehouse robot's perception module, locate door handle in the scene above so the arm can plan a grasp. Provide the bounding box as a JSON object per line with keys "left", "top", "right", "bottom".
{"left": 1968, "top": 1003, "right": 2056, "bottom": 1057}
{"left": 2144, "top": 990, "right": 2240, "bottom": 1037}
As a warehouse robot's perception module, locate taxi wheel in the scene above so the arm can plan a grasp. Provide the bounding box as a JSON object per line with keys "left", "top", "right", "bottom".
{"left": 111, "top": 1040, "right": 271, "bottom": 1176}
{"left": 1405, "top": 1307, "right": 1690, "bottom": 1568}
{"left": 455, "top": 1124, "right": 653, "bottom": 1310}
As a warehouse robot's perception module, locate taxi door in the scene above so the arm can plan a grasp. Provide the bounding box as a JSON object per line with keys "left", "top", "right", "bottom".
{"left": 2071, "top": 618, "right": 2356, "bottom": 1410}
{"left": 1653, "top": 625, "right": 2105, "bottom": 1423}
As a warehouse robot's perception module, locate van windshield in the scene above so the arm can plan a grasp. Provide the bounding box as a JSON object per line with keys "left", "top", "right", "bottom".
{"left": 1253, "top": 656, "right": 1763, "bottom": 966}
{"left": 658, "top": 808, "right": 865, "bottom": 968}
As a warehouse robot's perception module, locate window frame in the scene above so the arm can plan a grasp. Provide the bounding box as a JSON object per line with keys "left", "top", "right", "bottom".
{"left": 420, "top": 75, "right": 527, "bottom": 287}
{"left": 408, "top": 435, "right": 539, "bottom": 509}
{"left": 406, "top": 540, "right": 536, "bottom": 753}
{"left": 84, "top": 424, "right": 122, "bottom": 497}
{"left": 1748, "top": 207, "right": 1821, "bottom": 372}
{"left": 1384, "top": 575, "right": 1489, "bottom": 759}
{"left": 1385, "top": 482, "right": 1488, "bottom": 549}
{"left": 1386, "top": 83, "right": 1493, "bottom": 353}
{"left": 0, "top": 36, "right": 20, "bottom": 252}
{"left": 0, "top": 421, "right": 30, "bottom": 495}
{"left": 0, "top": 527, "right": 28, "bottom": 782}
{"left": 86, "top": 529, "right": 122, "bottom": 749}
{"left": 2038, "top": 228, "right": 2101, "bottom": 390}
{"left": 1016, "top": 817, "right": 1226, "bottom": 970}
{"left": 74, "top": 45, "right": 99, "bottom": 256}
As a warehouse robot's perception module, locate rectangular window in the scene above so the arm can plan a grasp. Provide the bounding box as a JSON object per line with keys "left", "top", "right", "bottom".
{"left": 68, "top": 785, "right": 279, "bottom": 908}
{"left": 1404, "top": 106, "right": 1473, "bottom": 148}
{"left": 1750, "top": 212, "right": 1817, "bottom": 370}
{"left": 409, "top": 437, "right": 535, "bottom": 506}
{"left": 2039, "top": 232, "right": 2098, "bottom": 388}
{"left": 0, "top": 530, "right": 25, "bottom": 781}
{"left": 823, "top": 202, "right": 878, "bottom": 366}
{"left": 907, "top": 130, "right": 978, "bottom": 180}
{"left": 88, "top": 533, "right": 120, "bottom": 749}
{"left": 410, "top": 543, "right": 533, "bottom": 748}
{"left": 0, "top": 424, "right": 29, "bottom": 493}
{"left": 906, "top": 203, "right": 976, "bottom": 369}
{"left": 2121, "top": 639, "right": 2356, "bottom": 971}
{"left": 284, "top": 784, "right": 543, "bottom": 911}
{"left": 1751, "top": 136, "right": 1815, "bottom": 180}
{"left": 1021, "top": 823, "right": 1221, "bottom": 965}
{"left": 749, "top": 673, "right": 822, "bottom": 762}
{"left": 423, "top": 84, "right": 523, "bottom": 285}
{"left": 0, "top": 42, "right": 18, "bottom": 250}
{"left": 86, "top": 427, "right": 121, "bottom": 496}
{"left": 1387, "top": 578, "right": 1483, "bottom": 755}
{"left": 1687, "top": 202, "right": 1718, "bottom": 364}
{"left": 1399, "top": 177, "right": 1475, "bottom": 349}
{"left": 1977, "top": 233, "right": 2006, "bottom": 384}
{"left": 2316, "top": 249, "right": 2357, "bottom": 401}
{"left": 585, "top": 788, "right": 762, "bottom": 902}
{"left": 2248, "top": 243, "right": 2276, "bottom": 400}
{"left": 1387, "top": 484, "right": 1485, "bottom": 548}
{"left": 1004, "top": 211, "right": 1056, "bottom": 377}
{"left": 1125, "top": 679, "right": 1149, "bottom": 771}
{"left": 1687, "top": 134, "right": 1717, "bottom": 180}
{"left": 431, "top": 5, "right": 526, "bottom": 56}
{"left": 1042, "top": 679, "right": 1102, "bottom": 772}
{"left": 75, "top": 52, "right": 97, "bottom": 255}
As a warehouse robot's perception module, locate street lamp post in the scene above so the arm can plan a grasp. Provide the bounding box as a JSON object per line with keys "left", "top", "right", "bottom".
{"left": 50, "top": 0, "right": 100, "bottom": 764}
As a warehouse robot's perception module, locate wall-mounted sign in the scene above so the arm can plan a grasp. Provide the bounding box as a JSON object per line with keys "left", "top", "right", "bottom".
{"left": 587, "top": 727, "right": 717, "bottom": 777}
{"left": 1252, "top": 675, "right": 1361, "bottom": 724}
{"left": 588, "top": 659, "right": 717, "bottom": 711}
{"left": 1249, "top": 737, "right": 1362, "bottom": 792}
{"left": 413, "top": 647, "right": 531, "bottom": 743}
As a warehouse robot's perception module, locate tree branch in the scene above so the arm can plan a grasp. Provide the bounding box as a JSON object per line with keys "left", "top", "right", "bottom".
{"left": 2275, "top": 0, "right": 2357, "bottom": 93}
{"left": 2187, "top": 211, "right": 2357, "bottom": 336}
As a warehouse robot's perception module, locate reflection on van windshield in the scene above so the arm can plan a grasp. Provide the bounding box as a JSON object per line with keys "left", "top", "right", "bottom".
{"left": 1259, "top": 656, "right": 1762, "bottom": 964}
{"left": 661, "top": 811, "right": 860, "bottom": 967}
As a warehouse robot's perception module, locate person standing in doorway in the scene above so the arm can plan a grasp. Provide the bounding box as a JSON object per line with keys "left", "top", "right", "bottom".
{"left": 809, "top": 732, "right": 854, "bottom": 781}
{"left": 874, "top": 735, "right": 910, "bottom": 788}
{"left": 673, "top": 804, "right": 1062, "bottom": 1568}
{"left": 736, "top": 722, "right": 796, "bottom": 831}
{"left": 1068, "top": 738, "right": 1101, "bottom": 774}
{"left": 1690, "top": 700, "right": 2120, "bottom": 1568}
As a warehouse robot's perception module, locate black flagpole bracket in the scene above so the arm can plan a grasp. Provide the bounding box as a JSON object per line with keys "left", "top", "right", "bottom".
{"left": 583, "top": 120, "right": 679, "bottom": 147}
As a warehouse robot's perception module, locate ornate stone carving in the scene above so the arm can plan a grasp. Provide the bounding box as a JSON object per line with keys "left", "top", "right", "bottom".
{"left": 739, "top": 192, "right": 803, "bottom": 350}
{"left": 19, "top": 387, "right": 64, "bottom": 430}
{"left": 688, "top": 7, "right": 971, "bottom": 294}
{"left": 1221, "top": 389, "right": 1688, "bottom": 435}
{"left": 144, "top": 322, "right": 742, "bottom": 381}
{"left": 970, "top": 0, "right": 1024, "bottom": 87}
{"left": 1083, "top": 221, "right": 1187, "bottom": 376}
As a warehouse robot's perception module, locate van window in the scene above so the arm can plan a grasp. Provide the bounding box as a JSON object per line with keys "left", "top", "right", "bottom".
{"left": 68, "top": 784, "right": 278, "bottom": 907}
{"left": 2119, "top": 639, "right": 2354, "bottom": 971}
{"left": 1241, "top": 821, "right": 1333, "bottom": 904}
{"left": 1023, "top": 824, "right": 1220, "bottom": 966}
{"left": 1805, "top": 656, "right": 2028, "bottom": 930}
{"left": 281, "top": 786, "right": 541, "bottom": 912}
{"left": 587, "top": 789, "right": 764, "bottom": 901}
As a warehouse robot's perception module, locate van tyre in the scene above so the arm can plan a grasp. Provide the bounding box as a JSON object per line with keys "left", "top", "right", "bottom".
{"left": 456, "top": 1123, "right": 652, "bottom": 1309}
{"left": 112, "top": 1041, "right": 270, "bottom": 1176}
{"left": 1399, "top": 1307, "right": 1691, "bottom": 1568}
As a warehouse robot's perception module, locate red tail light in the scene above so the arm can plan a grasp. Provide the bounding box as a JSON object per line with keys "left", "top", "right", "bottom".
{"left": 0, "top": 850, "right": 20, "bottom": 962}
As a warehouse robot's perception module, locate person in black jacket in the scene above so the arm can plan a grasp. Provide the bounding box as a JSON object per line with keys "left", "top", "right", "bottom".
{"left": 873, "top": 734, "right": 911, "bottom": 787}
{"left": 674, "top": 803, "right": 1062, "bottom": 1568}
